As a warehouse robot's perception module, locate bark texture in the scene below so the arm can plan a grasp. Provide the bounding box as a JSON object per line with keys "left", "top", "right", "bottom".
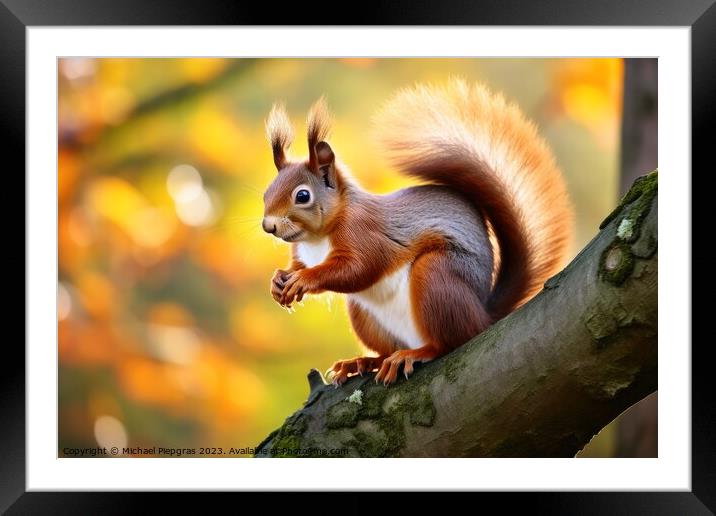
{"left": 256, "top": 172, "right": 658, "bottom": 458}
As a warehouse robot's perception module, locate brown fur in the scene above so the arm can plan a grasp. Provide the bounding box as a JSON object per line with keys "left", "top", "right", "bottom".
{"left": 410, "top": 250, "right": 492, "bottom": 350}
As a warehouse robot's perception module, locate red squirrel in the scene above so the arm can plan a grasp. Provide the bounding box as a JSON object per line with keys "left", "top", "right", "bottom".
{"left": 261, "top": 79, "right": 573, "bottom": 386}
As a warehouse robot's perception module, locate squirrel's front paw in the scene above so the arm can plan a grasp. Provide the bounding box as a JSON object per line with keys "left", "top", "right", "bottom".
{"left": 270, "top": 269, "right": 290, "bottom": 304}
{"left": 280, "top": 270, "right": 313, "bottom": 306}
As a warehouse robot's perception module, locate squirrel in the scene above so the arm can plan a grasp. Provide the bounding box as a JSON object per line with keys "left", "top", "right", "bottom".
{"left": 261, "top": 78, "right": 573, "bottom": 386}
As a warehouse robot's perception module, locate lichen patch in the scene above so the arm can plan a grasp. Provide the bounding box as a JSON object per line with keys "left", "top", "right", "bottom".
{"left": 346, "top": 389, "right": 364, "bottom": 405}
{"left": 617, "top": 218, "right": 634, "bottom": 240}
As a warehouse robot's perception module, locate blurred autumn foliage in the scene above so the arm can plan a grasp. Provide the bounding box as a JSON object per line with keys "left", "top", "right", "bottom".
{"left": 58, "top": 58, "right": 623, "bottom": 456}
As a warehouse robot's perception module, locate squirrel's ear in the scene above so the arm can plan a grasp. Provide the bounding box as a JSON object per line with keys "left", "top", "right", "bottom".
{"left": 265, "top": 103, "right": 294, "bottom": 171}
{"left": 315, "top": 141, "right": 337, "bottom": 188}
{"left": 316, "top": 141, "right": 334, "bottom": 166}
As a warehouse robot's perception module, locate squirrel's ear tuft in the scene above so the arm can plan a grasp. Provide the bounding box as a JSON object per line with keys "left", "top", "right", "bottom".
{"left": 266, "top": 102, "right": 294, "bottom": 171}
{"left": 307, "top": 96, "right": 332, "bottom": 171}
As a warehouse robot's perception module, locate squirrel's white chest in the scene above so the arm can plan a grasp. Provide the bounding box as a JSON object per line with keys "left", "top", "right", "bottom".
{"left": 295, "top": 238, "right": 332, "bottom": 268}
{"left": 295, "top": 239, "right": 423, "bottom": 349}
{"left": 350, "top": 265, "right": 424, "bottom": 350}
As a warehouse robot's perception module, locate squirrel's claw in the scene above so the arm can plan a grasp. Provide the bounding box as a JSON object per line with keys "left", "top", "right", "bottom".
{"left": 374, "top": 352, "right": 418, "bottom": 386}
{"left": 331, "top": 373, "right": 348, "bottom": 388}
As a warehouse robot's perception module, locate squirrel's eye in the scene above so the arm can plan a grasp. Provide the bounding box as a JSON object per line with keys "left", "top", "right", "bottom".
{"left": 295, "top": 189, "right": 311, "bottom": 204}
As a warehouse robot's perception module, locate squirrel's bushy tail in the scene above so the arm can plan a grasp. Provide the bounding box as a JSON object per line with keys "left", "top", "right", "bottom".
{"left": 373, "top": 78, "right": 573, "bottom": 320}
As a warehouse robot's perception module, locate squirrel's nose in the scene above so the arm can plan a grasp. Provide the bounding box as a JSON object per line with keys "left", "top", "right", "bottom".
{"left": 262, "top": 218, "right": 277, "bottom": 234}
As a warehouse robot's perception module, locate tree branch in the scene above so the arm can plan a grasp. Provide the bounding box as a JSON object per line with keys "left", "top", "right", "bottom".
{"left": 255, "top": 171, "right": 658, "bottom": 458}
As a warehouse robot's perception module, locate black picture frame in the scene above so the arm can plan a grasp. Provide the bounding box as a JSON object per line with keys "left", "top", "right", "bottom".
{"left": 4, "top": 0, "right": 709, "bottom": 512}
